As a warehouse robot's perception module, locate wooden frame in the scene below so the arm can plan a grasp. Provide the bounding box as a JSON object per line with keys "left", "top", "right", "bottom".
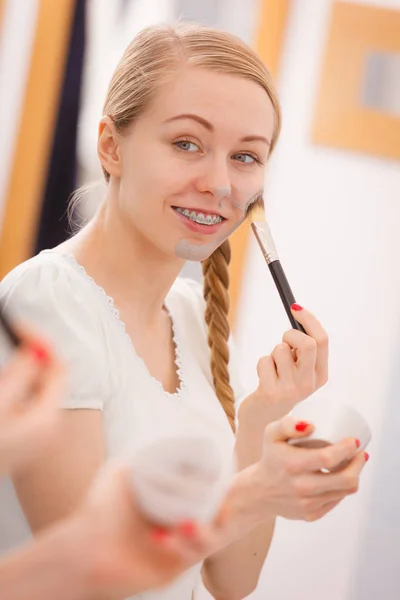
{"left": 312, "top": 1, "right": 400, "bottom": 161}
{"left": 0, "top": 0, "right": 4, "bottom": 31}
{"left": 0, "top": 0, "right": 75, "bottom": 279}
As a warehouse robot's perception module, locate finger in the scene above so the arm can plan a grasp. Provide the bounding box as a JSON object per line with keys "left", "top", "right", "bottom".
{"left": 148, "top": 528, "right": 193, "bottom": 563}
{"left": 320, "top": 450, "right": 367, "bottom": 493}
{"left": 282, "top": 329, "right": 317, "bottom": 376}
{"left": 271, "top": 342, "right": 295, "bottom": 381}
{"left": 151, "top": 522, "right": 212, "bottom": 560}
{"left": 305, "top": 499, "right": 341, "bottom": 522}
{"left": 9, "top": 321, "right": 55, "bottom": 364}
{"left": 290, "top": 305, "right": 329, "bottom": 386}
{"left": 0, "top": 337, "right": 62, "bottom": 416}
{"left": 264, "top": 415, "right": 315, "bottom": 444}
{"left": 296, "top": 437, "right": 361, "bottom": 476}
{"left": 0, "top": 346, "right": 41, "bottom": 410}
{"left": 154, "top": 536, "right": 204, "bottom": 569}
{"left": 294, "top": 472, "right": 361, "bottom": 499}
{"left": 257, "top": 355, "right": 278, "bottom": 387}
{"left": 173, "top": 521, "right": 215, "bottom": 554}
{"left": 34, "top": 354, "right": 67, "bottom": 409}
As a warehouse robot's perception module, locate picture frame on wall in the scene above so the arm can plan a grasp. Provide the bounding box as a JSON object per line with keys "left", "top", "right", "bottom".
{"left": 312, "top": 1, "right": 400, "bottom": 162}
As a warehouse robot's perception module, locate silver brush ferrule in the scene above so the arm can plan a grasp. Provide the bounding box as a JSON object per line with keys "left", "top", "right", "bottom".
{"left": 251, "top": 222, "right": 279, "bottom": 264}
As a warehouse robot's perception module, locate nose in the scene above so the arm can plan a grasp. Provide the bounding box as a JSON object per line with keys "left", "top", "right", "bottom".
{"left": 196, "top": 157, "right": 232, "bottom": 200}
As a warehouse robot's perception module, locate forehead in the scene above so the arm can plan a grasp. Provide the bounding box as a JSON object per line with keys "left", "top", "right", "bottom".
{"left": 144, "top": 67, "right": 275, "bottom": 138}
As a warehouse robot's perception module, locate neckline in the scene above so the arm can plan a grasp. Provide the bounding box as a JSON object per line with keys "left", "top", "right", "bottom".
{"left": 41, "top": 250, "right": 186, "bottom": 400}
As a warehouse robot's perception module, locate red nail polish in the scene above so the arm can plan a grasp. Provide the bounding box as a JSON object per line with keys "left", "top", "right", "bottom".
{"left": 291, "top": 304, "right": 303, "bottom": 312}
{"left": 28, "top": 342, "right": 49, "bottom": 364}
{"left": 364, "top": 452, "right": 370, "bottom": 462}
{"left": 150, "top": 527, "right": 170, "bottom": 543}
{"left": 295, "top": 421, "right": 309, "bottom": 432}
{"left": 355, "top": 439, "right": 361, "bottom": 448}
{"left": 178, "top": 521, "right": 197, "bottom": 538}
{"left": 179, "top": 521, "right": 197, "bottom": 538}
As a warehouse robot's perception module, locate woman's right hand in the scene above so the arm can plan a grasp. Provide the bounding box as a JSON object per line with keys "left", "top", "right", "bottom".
{"left": 71, "top": 462, "right": 221, "bottom": 599}
{"left": 252, "top": 415, "right": 368, "bottom": 523}
{"left": 0, "top": 328, "right": 66, "bottom": 475}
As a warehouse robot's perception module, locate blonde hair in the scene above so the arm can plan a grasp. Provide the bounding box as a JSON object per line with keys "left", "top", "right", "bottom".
{"left": 102, "top": 23, "right": 281, "bottom": 432}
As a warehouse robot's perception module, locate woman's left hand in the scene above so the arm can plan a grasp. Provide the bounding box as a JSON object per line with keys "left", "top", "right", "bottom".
{"left": 236, "top": 305, "right": 328, "bottom": 456}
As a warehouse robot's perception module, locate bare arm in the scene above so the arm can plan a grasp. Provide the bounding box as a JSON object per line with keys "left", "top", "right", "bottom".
{"left": 202, "top": 415, "right": 366, "bottom": 600}
{"left": 202, "top": 307, "right": 331, "bottom": 599}
{"left": 12, "top": 409, "right": 105, "bottom": 531}
{"left": 1, "top": 461, "right": 229, "bottom": 600}
{"left": 0, "top": 515, "right": 93, "bottom": 600}
{"left": 202, "top": 411, "right": 274, "bottom": 600}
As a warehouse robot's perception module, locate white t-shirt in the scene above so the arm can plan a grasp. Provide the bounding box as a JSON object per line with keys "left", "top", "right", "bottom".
{"left": 0, "top": 250, "right": 248, "bottom": 600}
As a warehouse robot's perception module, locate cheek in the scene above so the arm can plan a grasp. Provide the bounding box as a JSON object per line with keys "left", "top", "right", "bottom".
{"left": 229, "top": 172, "right": 266, "bottom": 214}
{"left": 138, "top": 150, "right": 192, "bottom": 198}
{"left": 229, "top": 189, "right": 264, "bottom": 219}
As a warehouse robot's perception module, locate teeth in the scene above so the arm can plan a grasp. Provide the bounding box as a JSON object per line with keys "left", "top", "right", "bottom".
{"left": 175, "top": 207, "right": 223, "bottom": 225}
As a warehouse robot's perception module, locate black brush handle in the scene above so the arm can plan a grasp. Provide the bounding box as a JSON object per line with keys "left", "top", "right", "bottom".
{"left": 268, "top": 260, "right": 306, "bottom": 334}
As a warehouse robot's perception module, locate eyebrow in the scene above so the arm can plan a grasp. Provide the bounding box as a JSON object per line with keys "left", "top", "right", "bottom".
{"left": 163, "top": 113, "right": 271, "bottom": 146}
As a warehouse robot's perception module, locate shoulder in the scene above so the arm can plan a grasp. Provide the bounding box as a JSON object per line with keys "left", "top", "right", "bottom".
{"left": 0, "top": 251, "right": 106, "bottom": 353}
{"left": 0, "top": 251, "right": 102, "bottom": 327}
{"left": 0, "top": 252, "right": 111, "bottom": 405}
{"left": 1, "top": 251, "right": 94, "bottom": 302}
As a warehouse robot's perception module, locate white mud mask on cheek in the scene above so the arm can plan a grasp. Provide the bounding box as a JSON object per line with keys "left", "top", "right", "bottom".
{"left": 174, "top": 189, "right": 263, "bottom": 262}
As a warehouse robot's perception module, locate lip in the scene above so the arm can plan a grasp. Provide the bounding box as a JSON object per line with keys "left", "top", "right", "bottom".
{"left": 171, "top": 207, "right": 225, "bottom": 235}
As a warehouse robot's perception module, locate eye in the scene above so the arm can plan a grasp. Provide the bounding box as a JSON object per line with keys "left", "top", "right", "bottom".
{"left": 174, "top": 140, "right": 200, "bottom": 152}
{"left": 233, "top": 153, "right": 260, "bottom": 165}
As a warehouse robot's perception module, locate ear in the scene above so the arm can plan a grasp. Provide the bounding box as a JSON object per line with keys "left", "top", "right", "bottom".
{"left": 97, "top": 116, "right": 121, "bottom": 178}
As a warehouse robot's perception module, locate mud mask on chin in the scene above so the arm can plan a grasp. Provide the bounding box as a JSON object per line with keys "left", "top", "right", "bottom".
{"left": 174, "top": 189, "right": 263, "bottom": 262}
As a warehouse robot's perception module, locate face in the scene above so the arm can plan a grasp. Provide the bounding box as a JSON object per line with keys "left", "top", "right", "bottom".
{"left": 99, "top": 67, "right": 275, "bottom": 262}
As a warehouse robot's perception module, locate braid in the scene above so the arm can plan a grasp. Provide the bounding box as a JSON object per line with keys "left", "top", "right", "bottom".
{"left": 202, "top": 240, "right": 236, "bottom": 433}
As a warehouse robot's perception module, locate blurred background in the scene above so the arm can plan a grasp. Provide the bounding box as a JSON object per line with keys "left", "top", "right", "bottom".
{"left": 1, "top": 0, "right": 400, "bottom": 598}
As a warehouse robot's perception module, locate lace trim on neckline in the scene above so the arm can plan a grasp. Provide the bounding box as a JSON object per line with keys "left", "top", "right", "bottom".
{"left": 43, "top": 250, "right": 186, "bottom": 400}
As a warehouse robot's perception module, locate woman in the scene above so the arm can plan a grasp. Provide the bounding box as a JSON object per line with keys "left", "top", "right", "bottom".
{"left": 0, "top": 24, "right": 367, "bottom": 600}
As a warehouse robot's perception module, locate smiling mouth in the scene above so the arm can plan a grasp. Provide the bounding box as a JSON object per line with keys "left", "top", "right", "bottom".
{"left": 172, "top": 207, "right": 225, "bottom": 226}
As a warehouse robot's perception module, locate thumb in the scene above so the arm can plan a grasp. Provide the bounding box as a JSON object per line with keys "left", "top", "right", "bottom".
{"left": 264, "top": 415, "right": 315, "bottom": 444}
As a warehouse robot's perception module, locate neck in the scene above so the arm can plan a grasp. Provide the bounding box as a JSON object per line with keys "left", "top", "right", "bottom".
{"left": 64, "top": 199, "right": 185, "bottom": 326}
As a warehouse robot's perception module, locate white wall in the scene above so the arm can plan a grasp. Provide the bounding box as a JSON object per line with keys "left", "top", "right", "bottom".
{"left": 236, "top": 1, "right": 400, "bottom": 598}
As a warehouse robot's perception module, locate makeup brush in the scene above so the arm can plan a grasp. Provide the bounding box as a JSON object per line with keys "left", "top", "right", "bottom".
{"left": 247, "top": 196, "right": 306, "bottom": 334}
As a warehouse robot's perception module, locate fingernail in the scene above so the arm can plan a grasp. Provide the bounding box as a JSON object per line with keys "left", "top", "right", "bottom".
{"left": 364, "top": 452, "right": 369, "bottom": 462}
{"left": 150, "top": 526, "right": 170, "bottom": 543}
{"left": 291, "top": 304, "right": 303, "bottom": 312}
{"left": 355, "top": 439, "right": 361, "bottom": 448}
{"left": 295, "top": 421, "right": 310, "bottom": 432}
{"left": 27, "top": 342, "right": 49, "bottom": 364}
{"left": 178, "top": 521, "right": 197, "bottom": 538}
